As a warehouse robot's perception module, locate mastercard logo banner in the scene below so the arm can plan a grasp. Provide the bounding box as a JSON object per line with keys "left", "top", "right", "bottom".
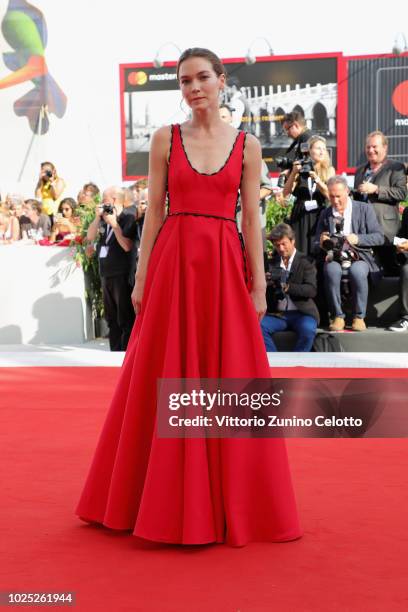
{"left": 127, "top": 71, "right": 148, "bottom": 86}
{"left": 392, "top": 80, "right": 408, "bottom": 117}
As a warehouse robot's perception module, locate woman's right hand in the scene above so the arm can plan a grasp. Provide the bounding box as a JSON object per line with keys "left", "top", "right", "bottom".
{"left": 131, "top": 277, "right": 145, "bottom": 315}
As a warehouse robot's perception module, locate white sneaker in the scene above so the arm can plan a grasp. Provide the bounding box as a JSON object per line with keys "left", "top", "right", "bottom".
{"left": 387, "top": 319, "right": 408, "bottom": 332}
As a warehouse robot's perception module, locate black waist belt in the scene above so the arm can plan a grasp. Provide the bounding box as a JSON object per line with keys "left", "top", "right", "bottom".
{"left": 167, "top": 211, "right": 236, "bottom": 222}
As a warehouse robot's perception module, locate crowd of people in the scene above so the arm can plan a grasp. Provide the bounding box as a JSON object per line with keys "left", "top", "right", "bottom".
{"left": 0, "top": 171, "right": 148, "bottom": 247}
{"left": 262, "top": 113, "right": 408, "bottom": 350}
{"left": 1, "top": 109, "right": 408, "bottom": 352}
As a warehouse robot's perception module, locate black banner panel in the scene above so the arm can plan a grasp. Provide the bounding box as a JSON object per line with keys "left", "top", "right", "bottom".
{"left": 347, "top": 56, "right": 408, "bottom": 168}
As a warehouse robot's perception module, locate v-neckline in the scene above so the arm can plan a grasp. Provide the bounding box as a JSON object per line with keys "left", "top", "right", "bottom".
{"left": 178, "top": 124, "right": 241, "bottom": 176}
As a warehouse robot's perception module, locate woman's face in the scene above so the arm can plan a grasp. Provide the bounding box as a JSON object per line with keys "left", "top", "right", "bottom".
{"left": 61, "top": 203, "right": 73, "bottom": 218}
{"left": 10, "top": 203, "right": 23, "bottom": 217}
{"left": 42, "top": 163, "right": 55, "bottom": 179}
{"left": 310, "top": 140, "right": 327, "bottom": 163}
{"left": 179, "top": 57, "right": 225, "bottom": 111}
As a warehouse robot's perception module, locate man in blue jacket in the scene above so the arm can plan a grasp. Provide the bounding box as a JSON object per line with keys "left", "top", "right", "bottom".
{"left": 313, "top": 175, "right": 384, "bottom": 332}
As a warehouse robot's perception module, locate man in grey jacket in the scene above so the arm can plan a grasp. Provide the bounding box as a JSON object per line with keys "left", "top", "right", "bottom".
{"left": 314, "top": 176, "right": 384, "bottom": 332}
{"left": 354, "top": 131, "right": 407, "bottom": 275}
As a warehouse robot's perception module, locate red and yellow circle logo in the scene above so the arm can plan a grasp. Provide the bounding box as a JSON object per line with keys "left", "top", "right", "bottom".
{"left": 128, "top": 71, "right": 148, "bottom": 86}
{"left": 392, "top": 80, "right": 408, "bottom": 116}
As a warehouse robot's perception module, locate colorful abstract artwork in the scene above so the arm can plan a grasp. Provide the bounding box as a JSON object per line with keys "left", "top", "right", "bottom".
{"left": 0, "top": 0, "right": 67, "bottom": 133}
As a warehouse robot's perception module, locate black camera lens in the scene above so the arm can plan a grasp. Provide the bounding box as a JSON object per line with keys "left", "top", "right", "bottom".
{"left": 102, "top": 204, "right": 114, "bottom": 215}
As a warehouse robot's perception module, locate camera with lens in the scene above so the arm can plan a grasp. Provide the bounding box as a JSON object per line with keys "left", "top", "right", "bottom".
{"left": 266, "top": 267, "right": 288, "bottom": 302}
{"left": 102, "top": 203, "right": 114, "bottom": 215}
{"left": 275, "top": 156, "right": 293, "bottom": 172}
{"left": 44, "top": 169, "right": 53, "bottom": 179}
{"left": 276, "top": 143, "right": 314, "bottom": 185}
{"left": 321, "top": 218, "right": 347, "bottom": 261}
{"left": 321, "top": 218, "right": 358, "bottom": 293}
{"left": 298, "top": 156, "right": 314, "bottom": 177}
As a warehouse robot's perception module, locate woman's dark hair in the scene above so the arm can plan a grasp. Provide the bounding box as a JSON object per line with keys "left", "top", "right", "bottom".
{"left": 58, "top": 197, "right": 77, "bottom": 214}
{"left": 82, "top": 182, "right": 100, "bottom": 196}
{"left": 41, "top": 161, "right": 57, "bottom": 173}
{"left": 177, "top": 48, "right": 227, "bottom": 80}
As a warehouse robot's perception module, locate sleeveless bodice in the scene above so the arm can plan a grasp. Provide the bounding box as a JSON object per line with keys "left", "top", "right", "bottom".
{"left": 167, "top": 124, "right": 245, "bottom": 219}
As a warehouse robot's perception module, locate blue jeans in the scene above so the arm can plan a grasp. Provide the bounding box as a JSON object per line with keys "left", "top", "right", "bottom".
{"left": 261, "top": 311, "right": 317, "bottom": 352}
{"left": 324, "top": 260, "right": 369, "bottom": 319}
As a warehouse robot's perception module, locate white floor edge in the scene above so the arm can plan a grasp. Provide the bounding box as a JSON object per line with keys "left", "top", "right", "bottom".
{"left": 0, "top": 342, "right": 407, "bottom": 368}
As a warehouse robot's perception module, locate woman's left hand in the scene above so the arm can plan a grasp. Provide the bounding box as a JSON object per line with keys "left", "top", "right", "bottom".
{"left": 250, "top": 287, "right": 267, "bottom": 321}
{"left": 309, "top": 171, "right": 319, "bottom": 183}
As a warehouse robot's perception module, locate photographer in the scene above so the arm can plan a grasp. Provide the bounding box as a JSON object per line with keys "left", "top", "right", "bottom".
{"left": 282, "top": 136, "right": 335, "bottom": 256}
{"left": 35, "top": 161, "right": 66, "bottom": 220}
{"left": 87, "top": 186, "right": 138, "bottom": 351}
{"left": 354, "top": 131, "right": 407, "bottom": 275}
{"left": 282, "top": 111, "right": 312, "bottom": 161}
{"left": 261, "top": 223, "right": 319, "bottom": 352}
{"left": 313, "top": 176, "right": 384, "bottom": 332}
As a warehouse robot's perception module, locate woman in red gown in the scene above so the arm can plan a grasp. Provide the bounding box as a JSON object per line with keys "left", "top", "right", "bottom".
{"left": 76, "top": 48, "right": 302, "bottom": 546}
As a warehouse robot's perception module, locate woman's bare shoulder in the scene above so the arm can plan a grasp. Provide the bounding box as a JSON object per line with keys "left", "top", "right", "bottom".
{"left": 243, "top": 132, "right": 261, "bottom": 153}
{"left": 150, "top": 125, "right": 173, "bottom": 159}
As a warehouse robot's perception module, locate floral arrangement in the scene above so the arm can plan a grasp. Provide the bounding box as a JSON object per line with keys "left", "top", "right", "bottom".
{"left": 69, "top": 202, "right": 104, "bottom": 319}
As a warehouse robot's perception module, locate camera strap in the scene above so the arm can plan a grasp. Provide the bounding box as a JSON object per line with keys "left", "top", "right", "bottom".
{"left": 304, "top": 177, "right": 318, "bottom": 211}
{"left": 99, "top": 225, "right": 114, "bottom": 258}
{"left": 105, "top": 226, "right": 114, "bottom": 244}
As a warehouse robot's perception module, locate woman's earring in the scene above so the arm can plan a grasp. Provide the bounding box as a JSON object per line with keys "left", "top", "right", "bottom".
{"left": 179, "top": 97, "right": 190, "bottom": 116}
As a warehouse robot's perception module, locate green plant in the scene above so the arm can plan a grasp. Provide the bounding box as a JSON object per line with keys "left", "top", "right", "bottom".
{"left": 265, "top": 195, "right": 294, "bottom": 254}
{"left": 70, "top": 203, "right": 104, "bottom": 319}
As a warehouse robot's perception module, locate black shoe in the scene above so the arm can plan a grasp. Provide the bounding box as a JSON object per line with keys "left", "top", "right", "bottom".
{"left": 387, "top": 319, "right": 408, "bottom": 332}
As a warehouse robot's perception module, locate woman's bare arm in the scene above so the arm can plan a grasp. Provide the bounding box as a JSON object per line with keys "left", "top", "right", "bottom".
{"left": 132, "top": 126, "right": 170, "bottom": 313}
{"left": 10, "top": 217, "right": 20, "bottom": 241}
{"left": 240, "top": 134, "right": 267, "bottom": 319}
{"left": 49, "top": 177, "right": 65, "bottom": 200}
{"left": 282, "top": 163, "right": 301, "bottom": 198}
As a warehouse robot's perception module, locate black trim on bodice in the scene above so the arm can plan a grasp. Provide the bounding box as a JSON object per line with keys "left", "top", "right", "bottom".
{"left": 178, "top": 124, "right": 242, "bottom": 176}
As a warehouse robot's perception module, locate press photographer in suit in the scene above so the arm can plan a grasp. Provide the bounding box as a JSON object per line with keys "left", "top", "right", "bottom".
{"left": 314, "top": 175, "right": 384, "bottom": 332}
{"left": 261, "top": 223, "right": 319, "bottom": 352}
{"left": 354, "top": 131, "right": 407, "bottom": 274}
{"left": 87, "top": 186, "right": 138, "bottom": 351}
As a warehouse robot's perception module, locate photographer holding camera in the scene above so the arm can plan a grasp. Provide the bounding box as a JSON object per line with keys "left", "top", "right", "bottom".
{"left": 282, "top": 111, "right": 312, "bottom": 161}
{"left": 261, "top": 223, "right": 319, "bottom": 352}
{"left": 87, "top": 186, "right": 138, "bottom": 351}
{"left": 282, "top": 136, "right": 335, "bottom": 256}
{"left": 313, "top": 176, "right": 384, "bottom": 332}
{"left": 35, "top": 161, "right": 66, "bottom": 220}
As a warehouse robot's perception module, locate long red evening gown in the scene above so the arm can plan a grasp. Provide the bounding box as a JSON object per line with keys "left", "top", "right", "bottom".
{"left": 76, "top": 124, "right": 302, "bottom": 546}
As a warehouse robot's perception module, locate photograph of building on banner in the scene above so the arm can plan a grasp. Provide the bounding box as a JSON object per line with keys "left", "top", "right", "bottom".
{"left": 120, "top": 55, "right": 338, "bottom": 179}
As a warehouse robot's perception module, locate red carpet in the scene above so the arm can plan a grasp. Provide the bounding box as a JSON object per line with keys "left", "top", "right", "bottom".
{"left": 1, "top": 367, "right": 408, "bottom": 611}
